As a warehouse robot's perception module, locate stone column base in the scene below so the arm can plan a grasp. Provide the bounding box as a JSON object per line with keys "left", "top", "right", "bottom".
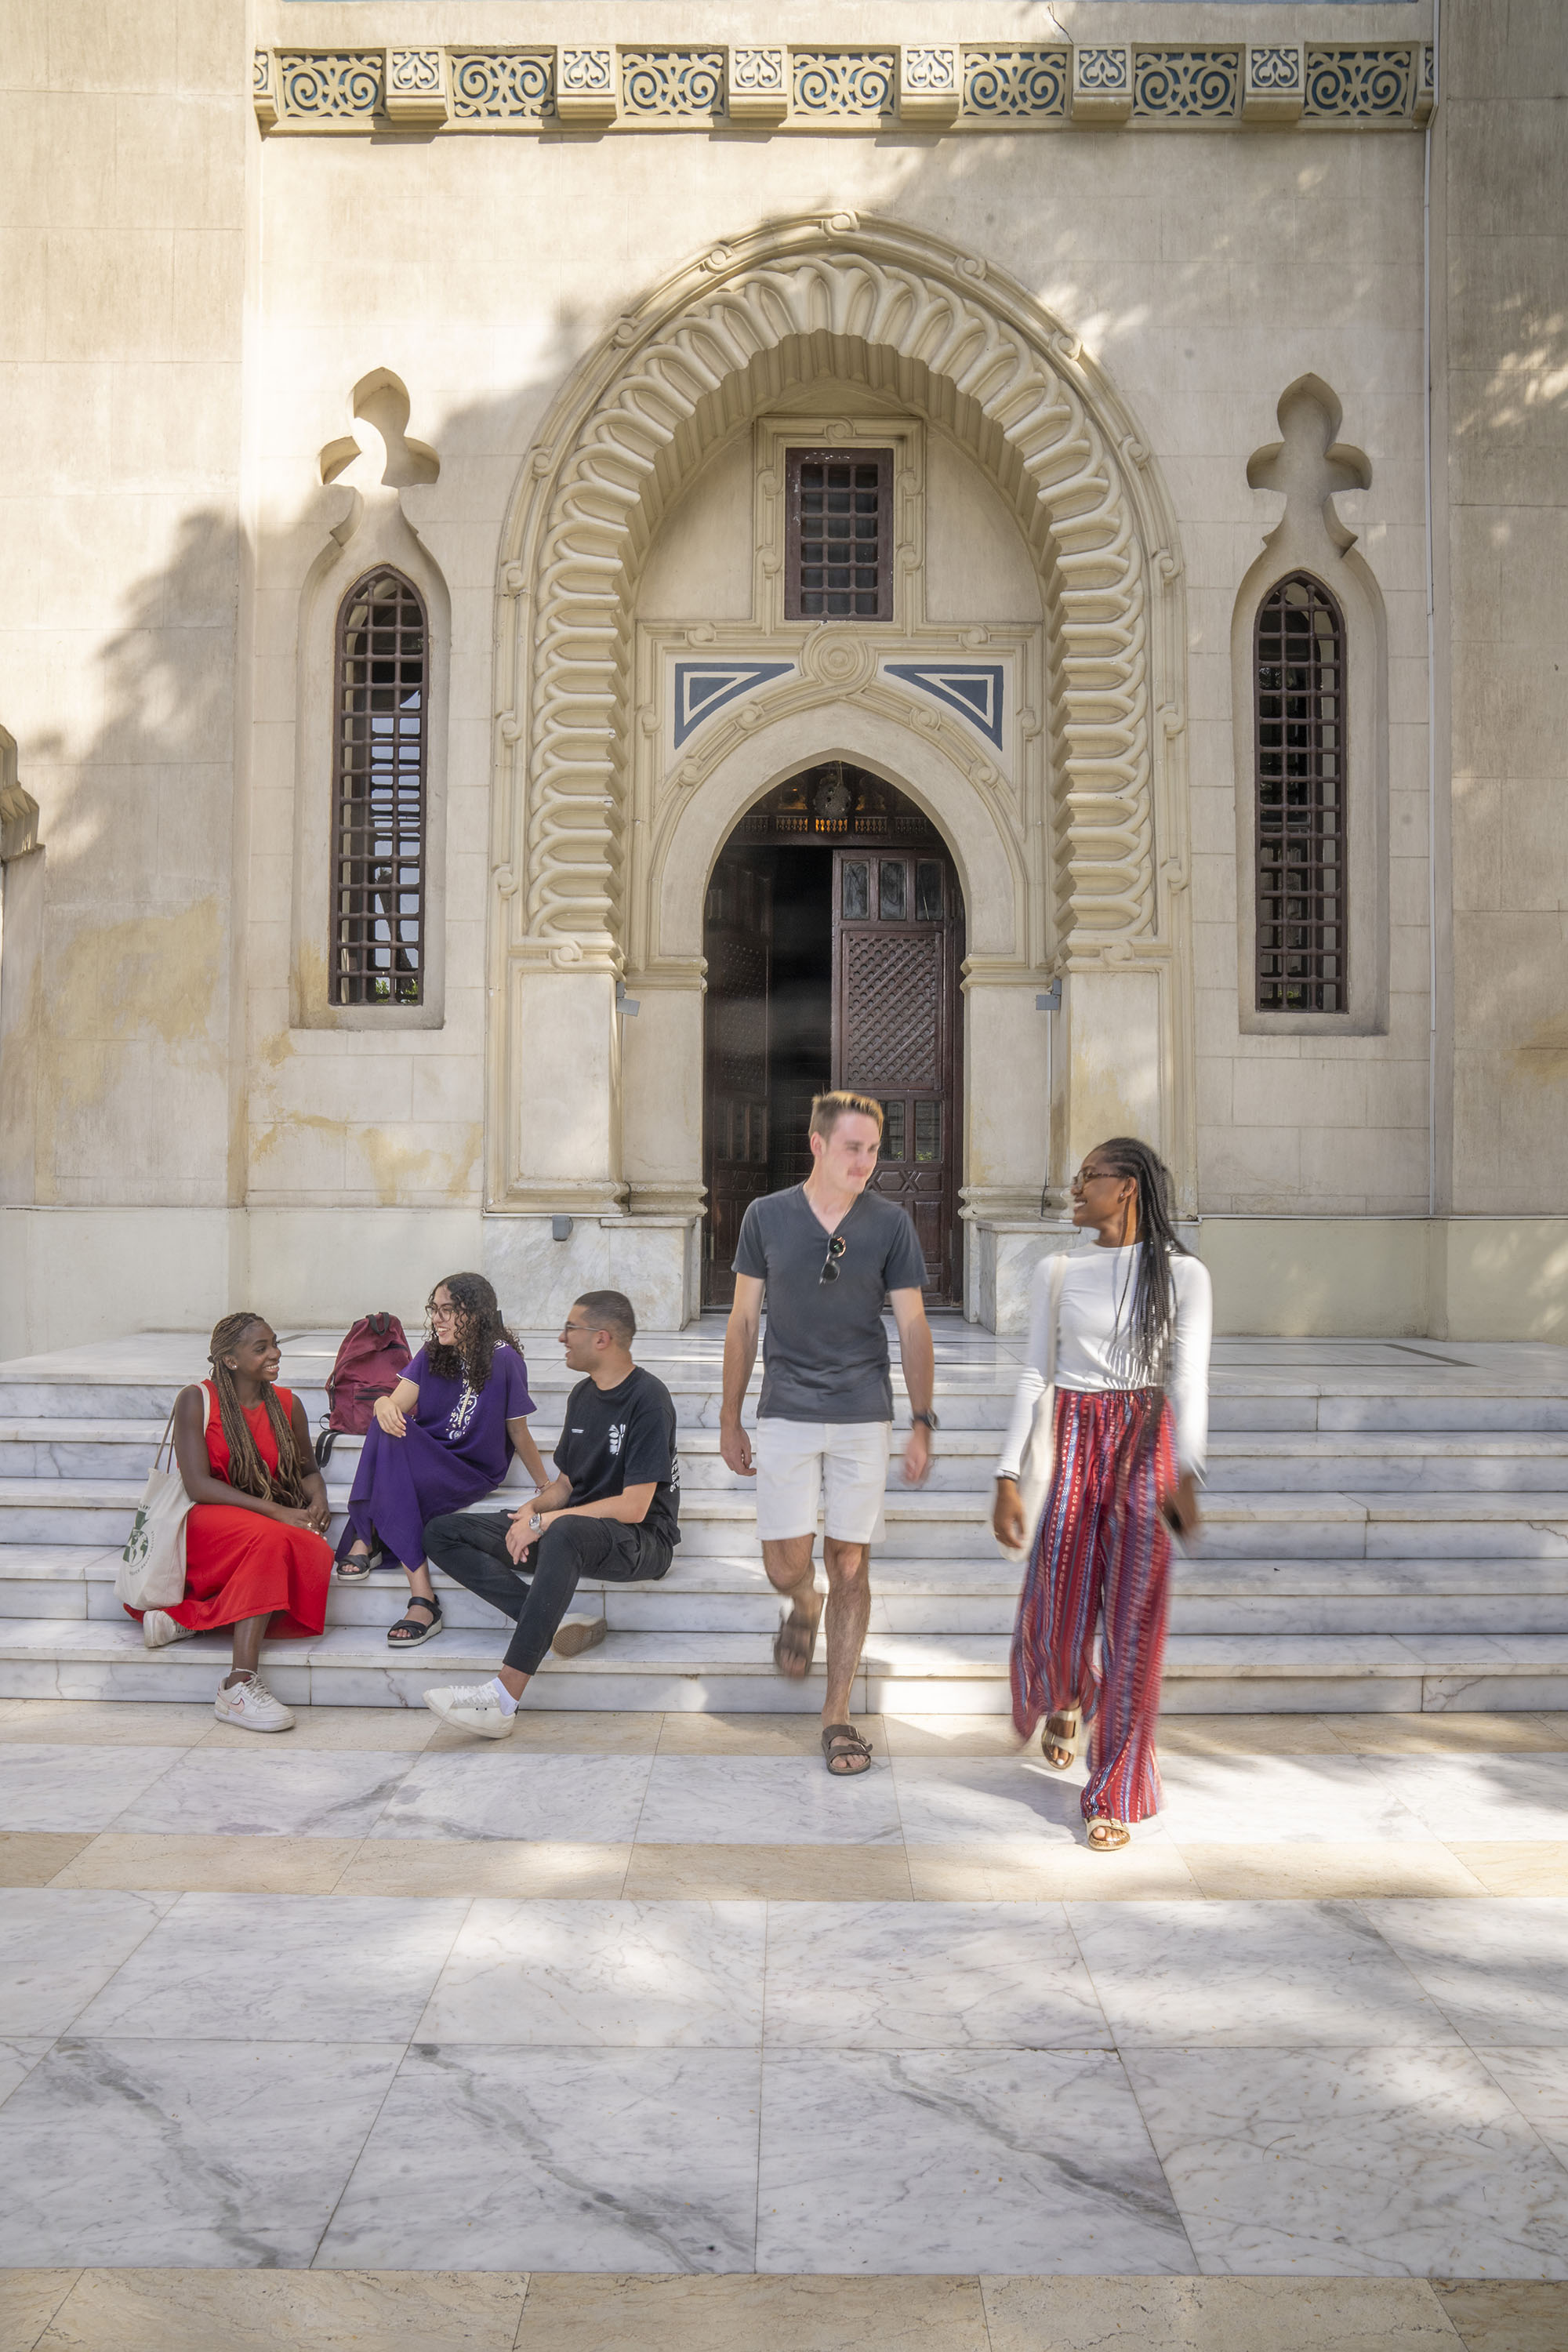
{"left": 481, "top": 1212, "right": 702, "bottom": 1332}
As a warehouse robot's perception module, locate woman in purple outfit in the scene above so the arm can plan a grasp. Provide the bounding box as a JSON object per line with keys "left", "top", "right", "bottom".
{"left": 336, "top": 1272, "right": 549, "bottom": 1646}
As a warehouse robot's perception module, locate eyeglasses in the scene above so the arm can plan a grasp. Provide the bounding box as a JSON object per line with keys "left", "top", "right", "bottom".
{"left": 819, "top": 1235, "right": 848, "bottom": 1285}
{"left": 430, "top": 1304, "right": 459, "bottom": 1319}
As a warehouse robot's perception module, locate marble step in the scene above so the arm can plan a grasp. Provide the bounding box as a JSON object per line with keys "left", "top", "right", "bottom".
{"left": 669, "top": 1492, "right": 1568, "bottom": 1562}
{"left": 0, "top": 1381, "right": 1018, "bottom": 1435}
{"left": 666, "top": 1429, "right": 1568, "bottom": 1496}
{"left": 9, "top": 1477, "right": 1568, "bottom": 1571}
{"left": 1198, "top": 1433, "right": 1568, "bottom": 1493}
{"left": 8, "top": 1417, "right": 1568, "bottom": 1500}
{"left": 5, "top": 1371, "right": 1568, "bottom": 1439}
{"left": 17, "top": 1544, "right": 1568, "bottom": 1642}
{"left": 1, "top": 1613, "right": 1564, "bottom": 1715}
{"left": 5, "top": 1479, "right": 1568, "bottom": 1561}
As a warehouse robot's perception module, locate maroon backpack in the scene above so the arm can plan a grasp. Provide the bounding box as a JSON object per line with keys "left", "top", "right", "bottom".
{"left": 314, "top": 1313, "right": 412, "bottom": 1466}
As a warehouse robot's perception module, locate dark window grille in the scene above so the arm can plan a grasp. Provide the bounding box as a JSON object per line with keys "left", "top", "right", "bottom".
{"left": 785, "top": 447, "right": 893, "bottom": 620}
{"left": 1254, "top": 573, "right": 1347, "bottom": 1013}
{"left": 331, "top": 568, "right": 426, "bottom": 1007}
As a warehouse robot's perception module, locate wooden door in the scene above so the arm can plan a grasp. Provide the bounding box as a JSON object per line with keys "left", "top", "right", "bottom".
{"left": 832, "top": 846, "right": 961, "bottom": 1301}
{"left": 702, "top": 857, "right": 772, "bottom": 1308}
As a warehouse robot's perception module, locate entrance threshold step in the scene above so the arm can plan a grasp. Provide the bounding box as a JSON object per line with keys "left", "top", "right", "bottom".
{"left": 2, "top": 1618, "right": 1567, "bottom": 1715}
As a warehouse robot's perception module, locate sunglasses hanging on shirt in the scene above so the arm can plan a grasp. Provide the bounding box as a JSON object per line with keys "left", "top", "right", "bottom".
{"left": 819, "top": 1235, "right": 848, "bottom": 1286}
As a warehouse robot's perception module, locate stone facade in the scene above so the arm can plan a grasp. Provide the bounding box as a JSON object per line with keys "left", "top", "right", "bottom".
{"left": 0, "top": 1, "right": 1563, "bottom": 1350}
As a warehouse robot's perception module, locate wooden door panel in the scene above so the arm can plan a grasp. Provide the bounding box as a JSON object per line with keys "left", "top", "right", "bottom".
{"left": 831, "top": 847, "right": 960, "bottom": 1303}
{"left": 840, "top": 930, "right": 943, "bottom": 1090}
{"left": 702, "top": 860, "right": 772, "bottom": 1309}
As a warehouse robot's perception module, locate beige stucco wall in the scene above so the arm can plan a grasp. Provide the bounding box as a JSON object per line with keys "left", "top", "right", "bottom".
{"left": 1437, "top": 0, "right": 1568, "bottom": 1219}
{"left": 0, "top": 1, "right": 250, "bottom": 1238}
{"left": 240, "top": 1, "right": 1432, "bottom": 1232}
{"left": 10, "top": 1, "right": 1563, "bottom": 1349}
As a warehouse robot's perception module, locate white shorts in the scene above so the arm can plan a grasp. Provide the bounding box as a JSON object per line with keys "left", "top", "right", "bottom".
{"left": 752, "top": 1418, "right": 891, "bottom": 1546}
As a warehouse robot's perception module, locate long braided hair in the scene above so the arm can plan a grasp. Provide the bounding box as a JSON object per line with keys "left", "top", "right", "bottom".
{"left": 207, "top": 1312, "right": 309, "bottom": 1505}
{"left": 1093, "top": 1135, "right": 1189, "bottom": 1414}
{"left": 423, "top": 1272, "right": 521, "bottom": 1391}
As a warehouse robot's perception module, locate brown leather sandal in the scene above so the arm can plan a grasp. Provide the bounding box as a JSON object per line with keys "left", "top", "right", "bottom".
{"left": 772, "top": 1607, "right": 820, "bottom": 1681}
{"left": 822, "top": 1722, "right": 873, "bottom": 1776}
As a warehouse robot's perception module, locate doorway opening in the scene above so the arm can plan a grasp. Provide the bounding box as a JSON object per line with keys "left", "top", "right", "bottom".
{"left": 702, "top": 764, "right": 965, "bottom": 1310}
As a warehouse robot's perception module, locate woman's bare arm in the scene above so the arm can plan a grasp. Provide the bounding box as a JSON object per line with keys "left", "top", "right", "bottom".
{"left": 171, "top": 1385, "right": 297, "bottom": 1522}
{"left": 372, "top": 1376, "right": 421, "bottom": 1437}
{"left": 289, "top": 1392, "right": 332, "bottom": 1534}
{"left": 506, "top": 1414, "right": 550, "bottom": 1488}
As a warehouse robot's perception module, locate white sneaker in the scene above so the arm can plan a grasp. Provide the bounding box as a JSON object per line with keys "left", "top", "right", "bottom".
{"left": 553, "top": 1613, "right": 607, "bottom": 1659}
{"left": 143, "top": 1609, "right": 196, "bottom": 1651}
{"left": 423, "top": 1681, "right": 517, "bottom": 1740}
{"left": 212, "top": 1672, "right": 295, "bottom": 1733}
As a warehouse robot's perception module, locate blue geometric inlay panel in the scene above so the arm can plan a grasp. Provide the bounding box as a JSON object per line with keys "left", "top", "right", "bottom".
{"left": 672, "top": 661, "right": 794, "bottom": 748}
{"left": 883, "top": 662, "right": 1005, "bottom": 748}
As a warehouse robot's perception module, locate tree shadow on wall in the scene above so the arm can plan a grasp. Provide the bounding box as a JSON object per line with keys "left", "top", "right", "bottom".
{"left": 4, "top": 506, "right": 243, "bottom": 1219}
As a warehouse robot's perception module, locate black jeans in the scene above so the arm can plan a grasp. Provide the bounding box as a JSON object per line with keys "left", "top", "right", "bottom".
{"left": 423, "top": 1510, "right": 671, "bottom": 1677}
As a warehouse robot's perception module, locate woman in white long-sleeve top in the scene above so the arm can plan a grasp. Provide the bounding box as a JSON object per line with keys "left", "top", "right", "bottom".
{"left": 993, "top": 1137, "right": 1213, "bottom": 1851}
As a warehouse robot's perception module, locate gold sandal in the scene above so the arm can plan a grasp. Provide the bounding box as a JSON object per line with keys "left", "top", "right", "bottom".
{"left": 1086, "top": 1818, "right": 1131, "bottom": 1853}
{"left": 1040, "top": 1711, "right": 1080, "bottom": 1770}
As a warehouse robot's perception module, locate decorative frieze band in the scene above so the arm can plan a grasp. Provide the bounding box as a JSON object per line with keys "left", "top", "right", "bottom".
{"left": 255, "top": 42, "right": 1436, "bottom": 135}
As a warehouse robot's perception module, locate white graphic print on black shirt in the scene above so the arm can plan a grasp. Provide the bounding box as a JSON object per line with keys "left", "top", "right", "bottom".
{"left": 552, "top": 1366, "right": 681, "bottom": 1552}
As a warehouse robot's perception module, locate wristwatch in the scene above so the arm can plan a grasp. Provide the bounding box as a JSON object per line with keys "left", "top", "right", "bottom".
{"left": 912, "top": 1410, "right": 940, "bottom": 1430}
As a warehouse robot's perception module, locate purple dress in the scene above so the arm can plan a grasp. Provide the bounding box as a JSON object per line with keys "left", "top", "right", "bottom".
{"left": 336, "top": 1342, "right": 536, "bottom": 1570}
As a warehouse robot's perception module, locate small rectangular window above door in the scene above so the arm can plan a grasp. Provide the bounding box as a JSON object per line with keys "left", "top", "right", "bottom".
{"left": 785, "top": 448, "right": 893, "bottom": 621}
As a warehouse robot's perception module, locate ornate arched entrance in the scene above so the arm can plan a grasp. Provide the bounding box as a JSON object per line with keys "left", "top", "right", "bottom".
{"left": 481, "top": 211, "right": 1193, "bottom": 1328}
{"left": 702, "top": 764, "right": 964, "bottom": 1307}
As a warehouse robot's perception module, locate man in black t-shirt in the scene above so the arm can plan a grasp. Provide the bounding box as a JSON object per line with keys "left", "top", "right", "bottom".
{"left": 422, "top": 1290, "right": 679, "bottom": 1738}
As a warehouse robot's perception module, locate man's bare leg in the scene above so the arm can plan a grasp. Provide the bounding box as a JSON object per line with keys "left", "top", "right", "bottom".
{"left": 763, "top": 1534, "right": 821, "bottom": 1677}
{"left": 820, "top": 1536, "right": 871, "bottom": 1728}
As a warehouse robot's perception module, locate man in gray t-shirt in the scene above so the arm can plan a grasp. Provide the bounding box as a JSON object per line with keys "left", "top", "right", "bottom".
{"left": 720, "top": 1091, "right": 937, "bottom": 1778}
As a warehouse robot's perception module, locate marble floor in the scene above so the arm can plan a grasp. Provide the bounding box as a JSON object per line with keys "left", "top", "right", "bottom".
{"left": 2, "top": 1702, "right": 1568, "bottom": 2351}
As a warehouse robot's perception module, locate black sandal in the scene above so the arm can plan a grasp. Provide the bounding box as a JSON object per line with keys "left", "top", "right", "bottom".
{"left": 822, "top": 1722, "right": 873, "bottom": 1777}
{"left": 336, "top": 1545, "right": 383, "bottom": 1582}
{"left": 387, "top": 1595, "right": 443, "bottom": 1646}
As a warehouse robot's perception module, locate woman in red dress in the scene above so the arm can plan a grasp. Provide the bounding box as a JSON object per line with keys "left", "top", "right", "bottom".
{"left": 127, "top": 1312, "right": 334, "bottom": 1731}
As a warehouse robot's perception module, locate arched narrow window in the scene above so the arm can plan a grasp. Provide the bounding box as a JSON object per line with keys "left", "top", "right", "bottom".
{"left": 331, "top": 569, "right": 426, "bottom": 1006}
{"left": 1254, "top": 573, "right": 1346, "bottom": 1014}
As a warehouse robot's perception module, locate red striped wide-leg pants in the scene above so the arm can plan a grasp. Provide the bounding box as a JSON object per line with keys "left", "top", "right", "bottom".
{"left": 1009, "top": 1388, "right": 1175, "bottom": 1824}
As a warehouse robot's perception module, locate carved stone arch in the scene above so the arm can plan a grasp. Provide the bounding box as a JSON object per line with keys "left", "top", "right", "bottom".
{"left": 619, "top": 705, "right": 1049, "bottom": 1269}
{"left": 486, "top": 212, "right": 1195, "bottom": 1241}
{"left": 492, "top": 213, "right": 1185, "bottom": 967}
{"left": 648, "top": 702, "right": 1022, "bottom": 965}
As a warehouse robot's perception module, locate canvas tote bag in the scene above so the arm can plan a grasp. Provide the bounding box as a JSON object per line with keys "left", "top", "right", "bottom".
{"left": 116, "top": 1387, "right": 209, "bottom": 1610}
{"left": 997, "top": 1251, "right": 1069, "bottom": 1565}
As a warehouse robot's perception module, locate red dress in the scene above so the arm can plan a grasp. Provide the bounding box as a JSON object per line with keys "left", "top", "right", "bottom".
{"left": 124, "top": 1381, "right": 332, "bottom": 1639}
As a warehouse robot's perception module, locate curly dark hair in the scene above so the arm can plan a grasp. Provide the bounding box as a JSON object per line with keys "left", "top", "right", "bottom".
{"left": 424, "top": 1272, "right": 521, "bottom": 1390}
{"left": 207, "top": 1312, "right": 310, "bottom": 1507}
